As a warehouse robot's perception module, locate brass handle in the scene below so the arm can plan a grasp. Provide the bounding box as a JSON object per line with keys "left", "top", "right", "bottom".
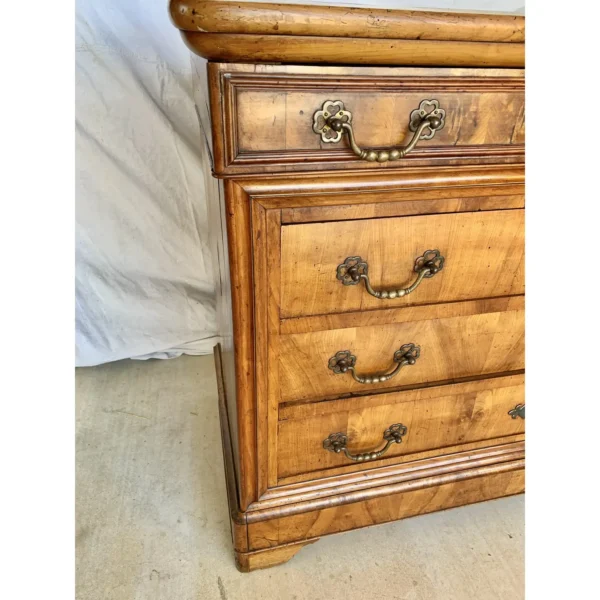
{"left": 336, "top": 250, "right": 444, "bottom": 299}
{"left": 313, "top": 99, "right": 445, "bottom": 163}
{"left": 323, "top": 423, "right": 408, "bottom": 462}
{"left": 328, "top": 343, "right": 420, "bottom": 384}
{"left": 508, "top": 404, "right": 525, "bottom": 419}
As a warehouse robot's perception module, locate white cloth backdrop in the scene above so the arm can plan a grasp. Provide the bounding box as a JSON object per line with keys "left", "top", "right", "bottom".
{"left": 76, "top": 0, "right": 218, "bottom": 366}
{"left": 75, "top": 0, "right": 524, "bottom": 367}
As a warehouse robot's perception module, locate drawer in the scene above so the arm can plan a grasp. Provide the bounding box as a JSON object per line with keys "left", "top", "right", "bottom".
{"left": 279, "top": 306, "right": 524, "bottom": 403}
{"left": 209, "top": 64, "right": 524, "bottom": 175}
{"left": 280, "top": 209, "right": 524, "bottom": 319}
{"left": 278, "top": 375, "right": 525, "bottom": 480}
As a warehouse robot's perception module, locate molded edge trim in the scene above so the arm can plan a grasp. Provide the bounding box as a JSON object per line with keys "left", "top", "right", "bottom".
{"left": 182, "top": 32, "right": 524, "bottom": 68}
{"left": 170, "top": 2, "right": 524, "bottom": 43}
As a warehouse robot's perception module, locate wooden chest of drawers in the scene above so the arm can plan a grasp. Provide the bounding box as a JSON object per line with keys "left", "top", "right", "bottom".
{"left": 170, "top": 1, "right": 525, "bottom": 572}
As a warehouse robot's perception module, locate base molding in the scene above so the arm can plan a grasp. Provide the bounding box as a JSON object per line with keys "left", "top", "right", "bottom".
{"left": 215, "top": 345, "right": 525, "bottom": 572}
{"left": 246, "top": 468, "right": 524, "bottom": 552}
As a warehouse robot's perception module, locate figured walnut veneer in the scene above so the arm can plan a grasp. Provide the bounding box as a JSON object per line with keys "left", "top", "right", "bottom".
{"left": 172, "top": 1, "right": 525, "bottom": 571}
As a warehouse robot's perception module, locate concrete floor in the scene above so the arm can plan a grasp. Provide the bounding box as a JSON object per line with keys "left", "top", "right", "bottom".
{"left": 76, "top": 354, "right": 524, "bottom": 600}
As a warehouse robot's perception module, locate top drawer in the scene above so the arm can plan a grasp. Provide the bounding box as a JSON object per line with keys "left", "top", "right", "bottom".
{"left": 208, "top": 64, "right": 524, "bottom": 175}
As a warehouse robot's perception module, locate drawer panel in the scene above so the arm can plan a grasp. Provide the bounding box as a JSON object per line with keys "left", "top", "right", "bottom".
{"left": 281, "top": 209, "right": 524, "bottom": 318}
{"left": 279, "top": 307, "right": 524, "bottom": 403}
{"left": 210, "top": 64, "right": 524, "bottom": 175}
{"left": 278, "top": 375, "right": 525, "bottom": 479}
{"left": 239, "top": 89, "right": 524, "bottom": 153}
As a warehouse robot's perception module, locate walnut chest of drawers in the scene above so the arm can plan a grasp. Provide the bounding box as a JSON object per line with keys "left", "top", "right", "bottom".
{"left": 170, "top": 1, "right": 525, "bottom": 572}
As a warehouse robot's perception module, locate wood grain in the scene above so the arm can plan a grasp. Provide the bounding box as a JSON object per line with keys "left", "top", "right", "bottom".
{"left": 281, "top": 296, "right": 524, "bottom": 336}
{"left": 280, "top": 374, "right": 524, "bottom": 420}
{"left": 236, "top": 91, "right": 525, "bottom": 153}
{"left": 223, "top": 180, "right": 257, "bottom": 511}
{"left": 171, "top": 2, "right": 525, "bottom": 43}
{"left": 266, "top": 210, "right": 283, "bottom": 489}
{"left": 211, "top": 170, "right": 524, "bottom": 511}
{"left": 248, "top": 466, "right": 524, "bottom": 549}
{"left": 214, "top": 344, "right": 248, "bottom": 553}
{"left": 277, "top": 435, "right": 524, "bottom": 487}
{"left": 208, "top": 63, "right": 524, "bottom": 174}
{"left": 281, "top": 210, "right": 524, "bottom": 318}
{"left": 238, "top": 165, "right": 525, "bottom": 206}
{"left": 181, "top": 14, "right": 527, "bottom": 570}
{"left": 281, "top": 193, "right": 524, "bottom": 224}
{"left": 234, "top": 538, "right": 319, "bottom": 572}
{"left": 251, "top": 202, "right": 270, "bottom": 497}
{"left": 279, "top": 308, "right": 525, "bottom": 403}
{"left": 182, "top": 32, "right": 524, "bottom": 68}
{"left": 278, "top": 378, "right": 525, "bottom": 479}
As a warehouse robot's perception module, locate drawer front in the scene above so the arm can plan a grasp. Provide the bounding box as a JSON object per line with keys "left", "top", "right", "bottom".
{"left": 211, "top": 64, "right": 524, "bottom": 175}
{"left": 278, "top": 375, "right": 525, "bottom": 479}
{"left": 279, "top": 307, "right": 524, "bottom": 403}
{"left": 281, "top": 209, "right": 524, "bottom": 318}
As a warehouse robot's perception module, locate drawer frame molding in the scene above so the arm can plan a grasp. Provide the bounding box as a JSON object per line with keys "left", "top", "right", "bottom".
{"left": 222, "top": 165, "right": 525, "bottom": 510}
{"left": 208, "top": 63, "right": 525, "bottom": 175}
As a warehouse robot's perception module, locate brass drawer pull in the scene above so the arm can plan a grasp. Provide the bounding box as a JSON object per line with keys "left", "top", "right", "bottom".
{"left": 336, "top": 250, "right": 444, "bottom": 299}
{"left": 508, "top": 404, "right": 525, "bottom": 419}
{"left": 313, "top": 99, "right": 445, "bottom": 163}
{"left": 323, "top": 423, "right": 408, "bottom": 462}
{"left": 328, "top": 343, "right": 420, "bottom": 384}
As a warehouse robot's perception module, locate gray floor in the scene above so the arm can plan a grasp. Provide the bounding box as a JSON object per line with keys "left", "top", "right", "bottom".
{"left": 76, "top": 355, "right": 524, "bottom": 600}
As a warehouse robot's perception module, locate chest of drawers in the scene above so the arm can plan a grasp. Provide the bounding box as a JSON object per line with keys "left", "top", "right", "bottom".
{"left": 170, "top": 1, "right": 525, "bottom": 572}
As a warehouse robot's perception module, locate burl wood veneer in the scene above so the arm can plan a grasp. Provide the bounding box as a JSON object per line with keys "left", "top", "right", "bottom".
{"left": 170, "top": 1, "right": 525, "bottom": 572}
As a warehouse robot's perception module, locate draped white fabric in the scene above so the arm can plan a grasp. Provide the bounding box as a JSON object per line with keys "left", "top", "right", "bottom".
{"left": 76, "top": 1, "right": 218, "bottom": 366}
{"left": 75, "top": 0, "right": 523, "bottom": 367}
